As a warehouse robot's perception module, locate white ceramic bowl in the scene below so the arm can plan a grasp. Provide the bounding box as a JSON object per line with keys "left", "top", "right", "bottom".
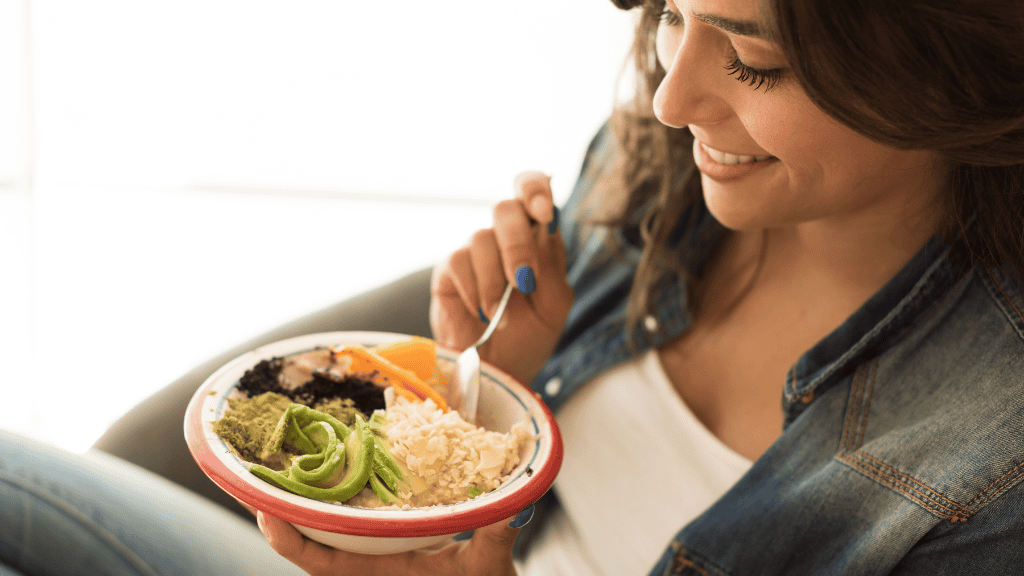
{"left": 184, "top": 331, "right": 563, "bottom": 554}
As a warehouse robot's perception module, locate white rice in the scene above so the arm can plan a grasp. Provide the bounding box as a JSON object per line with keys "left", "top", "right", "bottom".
{"left": 378, "top": 396, "right": 533, "bottom": 507}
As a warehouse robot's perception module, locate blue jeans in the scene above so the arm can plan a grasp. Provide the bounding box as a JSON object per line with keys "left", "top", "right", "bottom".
{"left": 0, "top": 429, "right": 305, "bottom": 576}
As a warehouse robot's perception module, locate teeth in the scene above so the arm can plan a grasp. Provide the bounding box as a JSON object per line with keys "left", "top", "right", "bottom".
{"left": 702, "top": 143, "right": 773, "bottom": 165}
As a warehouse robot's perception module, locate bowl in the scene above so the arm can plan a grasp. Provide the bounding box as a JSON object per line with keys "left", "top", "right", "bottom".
{"left": 184, "top": 331, "right": 563, "bottom": 554}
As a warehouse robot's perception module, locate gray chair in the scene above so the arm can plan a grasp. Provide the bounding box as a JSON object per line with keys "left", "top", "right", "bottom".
{"left": 91, "top": 267, "right": 433, "bottom": 520}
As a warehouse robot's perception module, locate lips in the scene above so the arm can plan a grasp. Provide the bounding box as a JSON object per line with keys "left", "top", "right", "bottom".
{"left": 691, "top": 139, "right": 778, "bottom": 183}
{"left": 698, "top": 141, "right": 775, "bottom": 165}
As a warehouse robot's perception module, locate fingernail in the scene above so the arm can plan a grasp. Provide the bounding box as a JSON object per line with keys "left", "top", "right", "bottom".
{"left": 515, "top": 266, "right": 536, "bottom": 294}
{"left": 477, "top": 306, "right": 490, "bottom": 323}
{"left": 509, "top": 504, "right": 535, "bottom": 528}
{"left": 548, "top": 206, "right": 560, "bottom": 234}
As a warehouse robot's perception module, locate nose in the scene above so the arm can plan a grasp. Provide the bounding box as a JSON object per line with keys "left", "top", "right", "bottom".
{"left": 652, "top": 26, "right": 730, "bottom": 129}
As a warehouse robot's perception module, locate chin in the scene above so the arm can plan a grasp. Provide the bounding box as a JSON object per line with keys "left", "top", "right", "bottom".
{"left": 701, "top": 177, "right": 776, "bottom": 231}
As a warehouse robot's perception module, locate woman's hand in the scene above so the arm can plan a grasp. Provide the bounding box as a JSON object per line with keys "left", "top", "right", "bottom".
{"left": 430, "top": 171, "right": 573, "bottom": 386}
{"left": 258, "top": 509, "right": 530, "bottom": 576}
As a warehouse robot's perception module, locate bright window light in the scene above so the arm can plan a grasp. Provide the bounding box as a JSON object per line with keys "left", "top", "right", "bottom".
{"left": 2, "top": 0, "right": 636, "bottom": 452}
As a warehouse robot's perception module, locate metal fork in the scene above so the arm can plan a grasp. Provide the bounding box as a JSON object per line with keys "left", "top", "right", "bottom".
{"left": 453, "top": 282, "right": 515, "bottom": 424}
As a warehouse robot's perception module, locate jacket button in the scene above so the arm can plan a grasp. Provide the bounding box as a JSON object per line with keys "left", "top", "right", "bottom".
{"left": 544, "top": 377, "right": 563, "bottom": 397}
{"left": 644, "top": 315, "right": 660, "bottom": 333}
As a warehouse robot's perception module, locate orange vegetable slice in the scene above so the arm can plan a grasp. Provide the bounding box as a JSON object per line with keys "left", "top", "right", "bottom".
{"left": 334, "top": 344, "right": 449, "bottom": 411}
{"left": 391, "top": 385, "right": 420, "bottom": 404}
{"left": 372, "top": 337, "right": 439, "bottom": 384}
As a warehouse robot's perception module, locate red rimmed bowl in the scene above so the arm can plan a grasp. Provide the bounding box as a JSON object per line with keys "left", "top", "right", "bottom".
{"left": 184, "top": 331, "right": 562, "bottom": 554}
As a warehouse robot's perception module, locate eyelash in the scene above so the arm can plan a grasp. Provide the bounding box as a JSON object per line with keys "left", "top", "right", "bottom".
{"left": 724, "top": 56, "right": 784, "bottom": 91}
{"left": 658, "top": 7, "right": 785, "bottom": 92}
{"left": 659, "top": 6, "right": 683, "bottom": 27}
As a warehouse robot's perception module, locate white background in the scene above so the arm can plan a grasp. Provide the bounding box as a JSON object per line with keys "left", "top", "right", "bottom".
{"left": 0, "top": 0, "right": 636, "bottom": 451}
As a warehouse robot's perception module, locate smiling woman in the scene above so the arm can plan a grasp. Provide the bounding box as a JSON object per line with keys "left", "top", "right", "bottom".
{"left": 601, "top": 0, "right": 1024, "bottom": 339}
{"left": 1, "top": 0, "right": 1023, "bottom": 575}
{"left": 512, "top": 0, "right": 1022, "bottom": 573}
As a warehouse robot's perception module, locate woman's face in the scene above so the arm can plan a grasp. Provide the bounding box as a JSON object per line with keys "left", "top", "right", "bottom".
{"left": 655, "top": 0, "right": 945, "bottom": 233}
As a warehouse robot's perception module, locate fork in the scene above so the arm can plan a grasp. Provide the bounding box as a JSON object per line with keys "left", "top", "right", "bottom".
{"left": 453, "top": 282, "right": 515, "bottom": 424}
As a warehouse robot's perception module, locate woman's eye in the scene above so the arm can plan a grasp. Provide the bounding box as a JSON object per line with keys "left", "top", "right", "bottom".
{"left": 659, "top": 7, "right": 683, "bottom": 27}
{"left": 657, "top": 2, "right": 786, "bottom": 92}
{"left": 724, "top": 55, "right": 785, "bottom": 92}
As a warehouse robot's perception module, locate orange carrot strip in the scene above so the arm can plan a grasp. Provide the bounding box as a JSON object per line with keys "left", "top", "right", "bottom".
{"left": 340, "top": 345, "right": 449, "bottom": 411}
{"left": 372, "top": 337, "right": 439, "bottom": 384}
{"left": 392, "top": 384, "right": 420, "bottom": 403}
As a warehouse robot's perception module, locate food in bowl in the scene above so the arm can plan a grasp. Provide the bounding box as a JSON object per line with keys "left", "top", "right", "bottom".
{"left": 212, "top": 336, "right": 533, "bottom": 509}
{"left": 185, "top": 331, "right": 562, "bottom": 554}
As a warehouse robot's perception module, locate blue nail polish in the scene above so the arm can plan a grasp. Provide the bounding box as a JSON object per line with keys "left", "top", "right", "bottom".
{"left": 515, "top": 266, "right": 536, "bottom": 294}
{"left": 509, "top": 504, "right": 535, "bottom": 528}
{"left": 548, "top": 206, "right": 560, "bottom": 234}
{"left": 477, "top": 306, "right": 490, "bottom": 323}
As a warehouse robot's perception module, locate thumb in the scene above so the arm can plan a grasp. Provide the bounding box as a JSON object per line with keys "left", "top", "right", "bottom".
{"left": 513, "top": 171, "right": 555, "bottom": 226}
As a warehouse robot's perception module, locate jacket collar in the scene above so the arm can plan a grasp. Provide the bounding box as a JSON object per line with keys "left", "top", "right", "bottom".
{"left": 781, "top": 236, "right": 971, "bottom": 425}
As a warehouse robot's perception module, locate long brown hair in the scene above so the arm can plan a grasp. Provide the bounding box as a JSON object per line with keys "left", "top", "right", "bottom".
{"left": 601, "top": 0, "right": 1024, "bottom": 336}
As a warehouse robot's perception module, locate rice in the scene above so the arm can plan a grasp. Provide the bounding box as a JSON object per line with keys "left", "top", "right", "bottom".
{"left": 378, "top": 396, "right": 533, "bottom": 507}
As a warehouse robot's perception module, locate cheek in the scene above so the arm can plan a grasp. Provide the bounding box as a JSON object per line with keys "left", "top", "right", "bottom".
{"left": 742, "top": 98, "right": 841, "bottom": 182}
{"left": 742, "top": 96, "right": 810, "bottom": 158}
{"left": 750, "top": 116, "right": 895, "bottom": 211}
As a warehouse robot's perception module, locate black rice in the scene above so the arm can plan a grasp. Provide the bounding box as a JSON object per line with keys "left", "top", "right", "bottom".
{"left": 237, "top": 358, "right": 386, "bottom": 415}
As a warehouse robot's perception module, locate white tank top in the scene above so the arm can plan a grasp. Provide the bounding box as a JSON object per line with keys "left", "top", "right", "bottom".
{"left": 517, "top": 349, "right": 753, "bottom": 576}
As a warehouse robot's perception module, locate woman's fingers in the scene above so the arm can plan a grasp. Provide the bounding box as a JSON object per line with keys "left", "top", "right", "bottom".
{"left": 492, "top": 199, "right": 541, "bottom": 296}
{"left": 468, "top": 228, "right": 508, "bottom": 318}
{"left": 513, "top": 171, "right": 555, "bottom": 226}
{"left": 530, "top": 227, "right": 573, "bottom": 332}
{"left": 438, "top": 248, "right": 479, "bottom": 317}
{"left": 258, "top": 511, "right": 340, "bottom": 575}
{"left": 258, "top": 510, "right": 521, "bottom": 576}
{"left": 491, "top": 189, "right": 569, "bottom": 334}
{"left": 507, "top": 170, "right": 562, "bottom": 297}
{"left": 430, "top": 253, "right": 483, "bottom": 351}
{"left": 430, "top": 168, "right": 571, "bottom": 379}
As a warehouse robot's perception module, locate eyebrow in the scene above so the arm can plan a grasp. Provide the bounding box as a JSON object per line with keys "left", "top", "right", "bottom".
{"left": 692, "top": 12, "right": 765, "bottom": 38}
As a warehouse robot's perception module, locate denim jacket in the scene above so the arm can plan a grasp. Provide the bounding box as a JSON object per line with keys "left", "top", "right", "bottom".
{"left": 527, "top": 123, "right": 1024, "bottom": 575}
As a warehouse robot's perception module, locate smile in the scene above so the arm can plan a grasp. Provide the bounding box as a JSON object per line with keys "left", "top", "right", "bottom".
{"left": 692, "top": 139, "right": 779, "bottom": 183}
{"left": 699, "top": 142, "right": 775, "bottom": 165}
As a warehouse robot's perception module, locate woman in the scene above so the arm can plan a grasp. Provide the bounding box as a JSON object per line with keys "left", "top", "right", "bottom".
{"left": 259, "top": 0, "right": 1024, "bottom": 574}
{"left": 4, "top": 0, "right": 1020, "bottom": 574}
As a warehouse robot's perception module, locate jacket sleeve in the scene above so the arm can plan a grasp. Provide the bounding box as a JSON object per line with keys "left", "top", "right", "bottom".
{"left": 890, "top": 479, "right": 1024, "bottom": 574}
